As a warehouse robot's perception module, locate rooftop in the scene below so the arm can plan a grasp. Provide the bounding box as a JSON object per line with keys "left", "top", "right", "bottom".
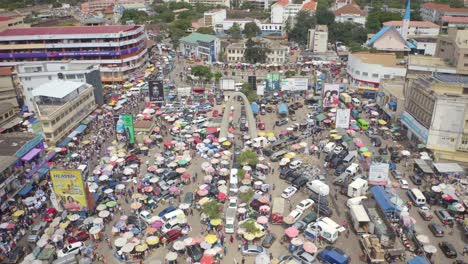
{"left": 441, "top": 16, "right": 468, "bottom": 23}
{"left": 408, "top": 55, "right": 455, "bottom": 70}
{"left": 276, "top": 0, "right": 290, "bottom": 6}
{"left": 32, "top": 80, "right": 86, "bottom": 98}
{"left": 302, "top": 0, "right": 317, "bottom": 11}
{"left": 351, "top": 52, "right": 404, "bottom": 68}
{"left": 383, "top": 20, "right": 439, "bottom": 28}
{"left": 422, "top": 2, "right": 468, "bottom": 13}
{"left": 0, "top": 132, "right": 37, "bottom": 156}
{"left": 179, "top": 32, "right": 217, "bottom": 45}
{"left": 380, "top": 78, "right": 405, "bottom": 98}
{"left": 333, "top": 3, "right": 366, "bottom": 16}
{"left": 0, "top": 17, "right": 16, "bottom": 22}
{"left": 0, "top": 25, "right": 140, "bottom": 37}
{"left": 0, "top": 67, "right": 12, "bottom": 76}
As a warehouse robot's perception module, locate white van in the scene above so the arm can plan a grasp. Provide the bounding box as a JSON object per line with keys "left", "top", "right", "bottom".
{"left": 162, "top": 209, "right": 185, "bottom": 223}
{"left": 129, "top": 87, "right": 141, "bottom": 95}
{"left": 345, "top": 163, "right": 360, "bottom": 175}
{"left": 351, "top": 98, "right": 361, "bottom": 107}
{"left": 342, "top": 151, "right": 357, "bottom": 164}
{"left": 305, "top": 217, "right": 344, "bottom": 243}
{"left": 323, "top": 142, "right": 336, "bottom": 153}
{"left": 407, "top": 188, "right": 426, "bottom": 207}
{"left": 229, "top": 168, "right": 239, "bottom": 193}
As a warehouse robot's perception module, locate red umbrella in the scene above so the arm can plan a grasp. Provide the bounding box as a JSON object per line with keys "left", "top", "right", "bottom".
{"left": 164, "top": 142, "right": 173, "bottom": 147}
{"left": 442, "top": 194, "right": 453, "bottom": 201}
{"left": 285, "top": 227, "right": 299, "bottom": 238}
{"left": 217, "top": 192, "right": 227, "bottom": 200}
{"left": 200, "top": 254, "right": 214, "bottom": 264}
{"left": 181, "top": 173, "right": 190, "bottom": 179}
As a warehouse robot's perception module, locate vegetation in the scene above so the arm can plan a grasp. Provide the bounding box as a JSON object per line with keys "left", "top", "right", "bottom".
{"left": 244, "top": 38, "right": 269, "bottom": 64}
{"left": 329, "top": 22, "right": 368, "bottom": 48}
{"left": 213, "top": 72, "right": 223, "bottom": 82}
{"left": 240, "top": 83, "right": 257, "bottom": 102}
{"left": 315, "top": 6, "right": 335, "bottom": 26}
{"left": 288, "top": 11, "right": 316, "bottom": 46}
{"left": 191, "top": 65, "right": 213, "bottom": 81}
{"left": 243, "top": 22, "right": 261, "bottom": 38}
{"left": 202, "top": 201, "right": 222, "bottom": 219}
{"left": 237, "top": 150, "right": 259, "bottom": 166}
{"left": 228, "top": 23, "right": 242, "bottom": 39}
{"left": 121, "top": 10, "right": 149, "bottom": 25}
{"left": 366, "top": 9, "right": 402, "bottom": 33}
{"left": 240, "top": 219, "right": 261, "bottom": 233}
{"left": 197, "top": 27, "right": 216, "bottom": 35}
{"left": 237, "top": 169, "right": 246, "bottom": 181}
{"left": 239, "top": 189, "right": 255, "bottom": 203}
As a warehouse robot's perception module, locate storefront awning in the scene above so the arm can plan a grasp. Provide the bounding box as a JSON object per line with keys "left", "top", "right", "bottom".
{"left": 314, "top": 114, "right": 327, "bottom": 122}
{"left": 74, "top": 124, "right": 87, "bottom": 134}
{"left": 57, "top": 137, "right": 73, "bottom": 147}
{"left": 21, "top": 148, "right": 41, "bottom": 162}
{"left": 414, "top": 159, "right": 434, "bottom": 174}
{"left": 205, "top": 127, "right": 218, "bottom": 134}
{"left": 0, "top": 117, "right": 22, "bottom": 130}
{"left": 17, "top": 184, "right": 33, "bottom": 197}
{"left": 433, "top": 163, "right": 464, "bottom": 174}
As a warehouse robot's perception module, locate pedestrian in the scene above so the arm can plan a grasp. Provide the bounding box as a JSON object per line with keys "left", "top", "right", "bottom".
{"left": 238, "top": 243, "right": 241, "bottom": 251}
{"left": 242, "top": 256, "right": 245, "bottom": 264}
{"left": 230, "top": 235, "right": 234, "bottom": 244}
{"left": 224, "top": 246, "right": 227, "bottom": 255}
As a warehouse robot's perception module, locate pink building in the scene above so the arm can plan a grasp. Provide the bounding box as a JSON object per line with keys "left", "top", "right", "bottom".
{"left": 81, "top": 0, "right": 148, "bottom": 13}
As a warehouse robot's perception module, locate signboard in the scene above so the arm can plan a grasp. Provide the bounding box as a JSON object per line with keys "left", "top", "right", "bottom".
{"left": 401, "top": 112, "right": 428, "bottom": 143}
{"left": 322, "top": 84, "right": 340, "bottom": 108}
{"left": 220, "top": 78, "right": 235, "bottom": 91}
{"left": 257, "top": 84, "right": 265, "bottom": 96}
{"left": 148, "top": 79, "right": 164, "bottom": 102}
{"left": 368, "top": 163, "right": 389, "bottom": 185}
{"left": 281, "top": 78, "right": 308, "bottom": 91}
{"left": 15, "top": 135, "right": 43, "bottom": 158}
{"left": 177, "top": 87, "right": 192, "bottom": 98}
{"left": 266, "top": 73, "right": 280, "bottom": 91}
{"left": 335, "top": 109, "right": 351, "bottom": 129}
{"left": 50, "top": 170, "right": 88, "bottom": 211}
{"left": 120, "top": 114, "right": 135, "bottom": 144}
{"left": 248, "top": 76, "right": 257, "bottom": 91}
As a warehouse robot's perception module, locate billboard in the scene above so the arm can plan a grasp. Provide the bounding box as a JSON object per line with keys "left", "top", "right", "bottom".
{"left": 50, "top": 170, "right": 88, "bottom": 211}
{"left": 120, "top": 114, "right": 135, "bottom": 144}
{"left": 257, "top": 84, "right": 265, "bottom": 96}
{"left": 219, "top": 78, "right": 235, "bottom": 91}
{"left": 148, "top": 78, "right": 164, "bottom": 102}
{"left": 248, "top": 76, "right": 257, "bottom": 91}
{"left": 281, "top": 78, "right": 308, "bottom": 91}
{"left": 368, "top": 163, "right": 389, "bottom": 186}
{"left": 335, "top": 109, "right": 351, "bottom": 129}
{"left": 322, "top": 84, "right": 340, "bottom": 108}
{"left": 266, "top": 73, "right": 280, "bottom": 91}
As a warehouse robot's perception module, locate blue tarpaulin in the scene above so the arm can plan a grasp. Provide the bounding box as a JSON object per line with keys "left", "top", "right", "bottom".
{"left": 18, "top": 184, "right": 34, "bottom": 197}
{"left": 370, "top": 186, "right": 397, "bottom": 213}
{"left": 278, "top": 104, "right": 288, "bottom": 115}
{"left": 57, "top": 137, "right": 73, "bottom": 147}
{"left": 74, "top": 124, "right": 87, "bottom": 134}
{"left": 251, "top": 103, "right": 259, "bottom": 114}
{"left": 407, "top": 256, "right": 430, "bottom": 264}
{"left": 37, "top": 167, "right": 49, "bottom": 180}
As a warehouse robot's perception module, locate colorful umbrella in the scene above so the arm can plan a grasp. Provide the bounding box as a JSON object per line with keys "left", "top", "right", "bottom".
{"left": 204, "top": 234, "right": 218, "bottom": 244}
{"left": 285, "top": 227, "right": 299, "bottom": 238}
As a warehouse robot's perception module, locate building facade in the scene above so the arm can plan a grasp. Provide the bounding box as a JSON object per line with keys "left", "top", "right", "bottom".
{"left": 179, "top": 33, "right": 220, "bottom": 63}
{"left": 226, "top": 38, "right": 288, "bottom": 64}
{"left": 271, "top": 0, "right": 317, "bottom": 24}
{"left": 33, "top": 81, "right": 96, "bottom": 143}
{"left": 421, "top": 3, "right": 468, "bottom": 23}
{"left": 81, "top": 0, "right": 148, "bottom": 13}
{"left": 0, "top": 25, "right": 148, "bottom": 83}
{"left": 16, "top": 62, "right": 103, "bottom": 112}
{"left": 333, "top": 2, "right": 366, "bottom": 25}
{"left": 0, "top": 67, "right": 18, "bottom": 109}
{"left": 440, "top": 16, "right": 468, "bottom": 34}
{"left": 376, "top": 78, "right": 405, "bottom": 121}
{"left": 0, "top": 16, "right": 28, "bottom": 32}
{"left": 346, "top": 52, "right": 407, "bottom": 87}
{"left": 307, "top": 25, "right": 328, "bottom": 52}
{"left": 204, "top": 9, "right": 227, "bottom": 28}
{"left": 187, "top": 0, "right": 230, "bottom": 7}
{"left": 382, "top": 20, "right": 440, "bottom": 36}
{"left": 436, "top": 28, "right": 468, "bottom": 74}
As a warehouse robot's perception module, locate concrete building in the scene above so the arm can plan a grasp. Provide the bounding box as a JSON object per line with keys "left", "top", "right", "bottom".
{"left": 407, "top": 55, "right": 458, "bottom": 78}
{"left": 382, "top": 20, "right": 440, "bottom": 36}
{"left": 271, "top": 0, "right": 317, "bottom": 24}
{"left": 179, "top": 33, "right": 220, "bottom": 63}
{"left": 436, "top": 28, "right": 468, "bottom": 74}
{"left": 226, "top": 38, "right": 288, "bottom": 64}
{"left": 0, "top": 16, "right": 28, "bottom": 32}
{"left": 0, "top": 103, "right": 19, "bottom": 133}
{"left": 440, "top": 16, "right": 468, "bottom": 34}
{"left": 376, "top": 78, "right": 405, "bottom": 121}
{"left": 307, "top": 25, "right": 328, "bottom": 53}
{"left": 346, "top": 52, "right": 407, "bottom": 87}
{"left": 16, "top": 62, "right": 103, "bottom": 112}
{"left": 186, "top": 0, "right": 230, "bottom": 8}
{"left": 204, "top": 9, "right": 227, "bottom": 28}
{"left": 0, "top": 67, "right": 19, "bottom": 110}
{"left": 33, "top": 80, "right": 96, "bottom": 144}
{"left": 0, "top": 25, "right": 148, "bottom": 83}
{"left": 333, "top": 2, "right": 366, "bottom": 25}
{"left": 81, "top": 0, "right": 148, "bottom": 13}
{"left": 421, "top": 2, "right": 468, "bottom": 23}
{"left": 403, "top": 74, "right": 468, "bottom": 162}
{"left": 242, "top": 0, "right": 271, "bottom": 10}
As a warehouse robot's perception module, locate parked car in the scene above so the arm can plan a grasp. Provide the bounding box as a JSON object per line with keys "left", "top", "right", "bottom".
{"left": 435, "top": 209, "right": 455, "bottom": 225}
{"left": 439, "top": 241, "right": 457, "bottom": 258}
{"left": 57, "top": 242, "right": 84, "bottom": 258}
{"left": 228, "top": 197, "right": 238, "bottom": 209}
{"left": 28, "top": 222, "right": 47, "bottom": 243}
{"left": 391, "top": 170, "right": 403, "bottom": 179}
{"left": 261, "top": 233, "right": 277, "bottom": 248}
{"left": 398, "top": 179, "right": 409, "bottom": 189}
{"left": 428, "top": 222, "right": 445, "bottom": 237}
{"left": 281, "top": 186, "right": 298, "bottom": 199}
{"left": 292, "top": 176, "right": 308, "bottom": 189}
{"left": 241, "top": 245, "right": 266, "bottom": 256}
{"left": 187, "top": 245, "right": 203, "bottom": 262}
{"left": 183, "top": 192, "right": 194, "bottom": 205}
{"left": 410, "top": 175, "right": 422, "bottom": 185}
{"left": 66, "top": 231, "right": 89, "bottom": 244}
{"left": 296, "top": 199, "right": 315, "bottom": 211}
{"left": 160, "top": 229, "right": 183, "bottom": 243}
{"left": 287, "top": 209, "right": 304, "bottom": 223}
{"left": 289, "top": 160, "right": 303, "bottom": 170}
{"left": 276, "top": 119, "right": 288, "bottom": 126}
{"left": 139, "top": 210, "right": 153, "bottom": 224}
{"left": 158, "top": 206, "right": 176, "bottom": 217}
{"left": 418, "top": 206, "right": 433, "bottom": 221}
{"left": 301, "top": 212, "right": 318, "bottom": 224}
{"left": 293, "top": 250, "right": 317, "bottom": 263}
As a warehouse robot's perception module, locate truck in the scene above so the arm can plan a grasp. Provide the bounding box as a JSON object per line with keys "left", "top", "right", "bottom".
{"left": 224, "top": 208, "right": 236, "bottom": 234}
{"left": 340, "top": 93, "right": 351, "bottom": 104}
{"left": 348, "top": 204, "right": 370, "bottom": 234}
{"left": 359, "top": 234, "right": 385, "bottom": 263}
{"left": 347, "top": 178, "right": 368, "bottom": 198}
{"left": 271, "top": 197, "right": 285, "bottom": 224}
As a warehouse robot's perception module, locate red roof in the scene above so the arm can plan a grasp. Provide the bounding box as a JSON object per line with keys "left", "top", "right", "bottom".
{"left": 422, "top": 2, "right": 468, "bottom": 13}
{"left": 333, "top": 3, "right": 365, "bottom": 16}
{"left": 441, "top": 16, "right": 468, "bottom": 23}
{"left": 276, "top": 0, "right": 290, "bottom": 6}
{"left": 383, "top": 20, "right": 439, "bottom": 28}
{"left": 0, "top": 25, "right": 140, "bottom": 37}
{"left": 302, "top": 0, "right": 317, "bottom": 11}
{"left": 0, "top": 17, "right": 15, "bottom": 22}
{"left": 0, "top": 67, "right": 12, "bottom": 76}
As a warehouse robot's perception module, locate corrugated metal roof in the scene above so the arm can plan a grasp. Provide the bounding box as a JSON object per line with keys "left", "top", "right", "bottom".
{"left": 0, "top": 25, "right": 139, "bottom": 37}
{"left": 32, "top": 80, "right": 86, "bottom": 98}
{"left": 179, "top": 33, "right": 217, "bottom": 45}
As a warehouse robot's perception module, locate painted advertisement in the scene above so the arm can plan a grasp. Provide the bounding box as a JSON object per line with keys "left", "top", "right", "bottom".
{"left": 322, "top": 84, "right": 340, "bottom": 108}
{"left": 335, "top": 108, "right": 351, "bottom": 129}
{"left": 50, "top": 170, "right": 87, "bottom": 211}
{"left": 368, "top": 163, "right": 389, "bottom": 186}
{"left": 401, "top": 112, "right": 428, "bottom": 143}
{"left": 148, "top": 79, "right": 164, "bottom": 102}
{"left": 120, "top": 114, "right": 135, "bottom": 144}
{"left": 281, "top": 78, "right": 308, "bottom": 91}
{"left": 266, "top": 73, "right": 280, "bottom": 91}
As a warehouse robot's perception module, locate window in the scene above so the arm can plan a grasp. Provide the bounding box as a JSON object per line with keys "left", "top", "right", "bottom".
{"left": 463, "top": 88, "right": 468, "bottom": 95}
{"left": 48, "top": 76, "right": 52, "bottom": 80}
{"left": 355, "top": 70, "right": 360, "bottom": 75}
{"left": 372, "top": 73, "right": 379, "bottom": 78}
{"left": 23, "top": 77, "right": 31, "bottom": 81}
{"left": 362, "top": 72, "right": 368, "bottom": 76}
{"left": 384, "top": 74, "right": 391, "bottom": 78}
{"left": 60, "top": 66, "right": 66, "bottom": 70}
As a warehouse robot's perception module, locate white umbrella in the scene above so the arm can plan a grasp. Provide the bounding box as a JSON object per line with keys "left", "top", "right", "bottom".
{"left": 121, "top": 243, "right": 135, "bottom": 253}
{"left": 114, "top": 237, "right": 127, "bottom": 247}
{"left": 99, "top": 175, "right": 109, "bottom": 181}
{"left": 104, "top": 189, "right": 113, "bottom": 194}
{"left": 165, "top": 252, "right": 178, "bottom": 261}
{"left": 98, "top": 210, "right": 110, "bottom": 218}
{"left": 116, "top": 184, "right": 125, "bottom": 190}
{"left": 172, "top": 240, "right": 185, "bottom": 251}
{"left": 123, "top": 168, "right": 134, "bottom": 175}
{"left": 123, "top": 232, "right": 134, "bottom": 239}
{"left": 89, "top": 226, "right": 101, "bottom": 235}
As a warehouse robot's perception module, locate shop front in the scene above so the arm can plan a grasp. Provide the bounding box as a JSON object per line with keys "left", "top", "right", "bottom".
{"left": 400, "top": 112, "right": 428, "bottom": 146}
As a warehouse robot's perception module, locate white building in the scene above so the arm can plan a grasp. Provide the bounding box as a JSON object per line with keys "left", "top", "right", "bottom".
{"left": 204, "top": 9, "right": 226, "bottom": 28}
{"left": 382, "top": 21, "right": 440, "bottom": 36}
{"left": 179, "top": 33, "right": 220, "bottom": 63}
{"left": 226, "top": 38, "right": 289, "bottom": 64}
{"left": 217, "top": 19, "right": 254, "bottom": 32}
{"left": 307, "top": 25, "right": 328, "bottom": 52}
{"left": 16, "top": 62, "right": 103, "bottom": 112}
{"left": 186, "top": 0, "right": 230, "bottom": 8}
{"left": 420, "top": 2, "right": 468, "bottom": 23}
{"left": 271, "top": 0, "right": 317, "bottom": 24}
{"left": 346, "top": 52, "right": 407, "bottom": 87}
{"left": 333, "top": 1, "right": 366, "bottom": 25}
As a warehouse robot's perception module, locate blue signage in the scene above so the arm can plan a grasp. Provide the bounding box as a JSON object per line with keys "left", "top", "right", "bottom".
{"left": 401, "top": 112, "right": 428, "bottom": 143}
{"left": 15, "top": 135, "right": 44, "bottom": 158}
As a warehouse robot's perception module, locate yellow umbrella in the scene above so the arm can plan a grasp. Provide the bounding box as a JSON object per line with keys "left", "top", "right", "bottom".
{"left": 199, "top": 197, "right": 211, "bottom": 205}
{"left": 258, "top": 132, "right": 266, "bottom": 137}
{"left": 13, "top": 210, "right": 24, "bottom": 218}
{"left": 222, "top": 141, "right": 231, "bottom": 146}
{"left": 329, "top": 130, "right": 338, "bottom": 134}
{"left": 363, "top": 151, "right": 372, "bottom": 158}
{"left": 82, "top": 140, "right": 91, "bottom": 145}
{"left": 266, "top": 132, "right": 275, "bottom": 137}
{"left": 210, "top": 218, "right": 222, "bottom": 226}
{"left": 378, "top": 120, "right": 387, "bottom": 125}
{"left": 135, "top": 244, "right": 148, "bottom": 252}
{"left": 244, "top": 233, "right": 256, "bottom": 241}
{"left": 146, "top": 236, "right": 159, "bottom": 245}
{"left": 204, "top": 234, "right": 218, "bottom": 244}
{"left": 59, "top": 221, "right": 70, "bottom": 229}
{"left": 330, "top": 134, "right": 342, "bottom": 140}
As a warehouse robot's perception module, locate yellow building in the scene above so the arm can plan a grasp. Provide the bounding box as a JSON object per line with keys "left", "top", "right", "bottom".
{"left": 33, "top": 80, "right": 96, "bottom": 144}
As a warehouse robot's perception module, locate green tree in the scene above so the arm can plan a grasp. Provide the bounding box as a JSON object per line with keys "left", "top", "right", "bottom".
{"left": 240, "top": 219, "right": 260, "bottom": 233}
{"left": 239, "top": 189, "right": 255, "bottom": 203}
{"left": 202, "top": 201, "right": 222, "bottom": 219}
{"left": 240, "top": 83, "right": 257, "bottom": 102}
{"left": 228, "top": 23, "right": 242, "bottom": 39}
{"left": 191, "top": 65, "right": 213, "bottom": 81}
{"left": 240, "top": 1, "right": 253, "bottom": 9}
{"left": 366, "top": 10, "right": 402, "bottom": 33}
{"left": 243, "top": 22, "right": 261, "bottom": 38}
{"left": 316, "top": 6, "right": 335, "bottom": 25}
{"left": 121, "top": 10, "right": 149, "bottom": 24}
{"left": 288, "top": 11, "right": 316, "bottom": 46}
{"left": 197, "top": 27, "right": 216, "bottom": 35}
{"left": 237, "top": 169, "right": 246, "bottom": 181}
{"left": 214, "top": 72, "right": 223, "bottom": 82}
{"left": 244, "top": 38, "right": 269, "bottom": 64}
{"left": 237, "top": 150, "right": 259, "bottom": 166}
{"left": 328, "top": 22, "right": 367, "bottom": 46}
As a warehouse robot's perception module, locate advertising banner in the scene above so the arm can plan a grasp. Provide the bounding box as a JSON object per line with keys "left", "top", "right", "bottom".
{"left": 120, "top": 114, "right": 135, "bottom": 144}
{"left": 281, "top": 78, "right": 308, "bottom": 91}
{"left": 265, "top": 73, "right": 272, "bottom": 91}
{"left": 368, "top": 163, "right": 389, "bottom": 186}
{"left": 335, "top": 109, "right": 351, "bottom": 129}
{"left": 148, "top": 79, "right": 164, "bottom": 102}
{"left": 266, "top": 73, "right": 280, "bottom": 91}
{"left": 322, "top": 84, "right": 340, "bottom": 108}
{"left": 50, "top": 170, "right": 88, "bottom": 211}
{"left": 257, "top": 84, "right": 265, "bottom": 96}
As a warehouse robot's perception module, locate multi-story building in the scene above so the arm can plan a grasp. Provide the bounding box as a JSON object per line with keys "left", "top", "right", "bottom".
{"left": 16, "top": 62, "right": 103, "bottom": 112}
{"left": 382, "top": 20, "right": 440, "bottom": 36}
{"left": 81, "top": 0, "right": 148, "bottom": 13}
{"left": 420, "top": 2, "right": 468, "bottom": 23}
{"left": 307, "top": 25, "right": 328, "bottom": 53}
{"left": 436, "top": 28, "right": 468, "bottom": 74}
{"left": 0, "top": 16, "right": 28, "bottom": 32}
{"left": 226, "top": 38, "right": 288, "bottom": 64}
{"left": 403, "top": 74, "right": 468, "bottom": 162}
{"left": 179, "top": 33, "right": 220, "bottom": 63}
{"left": 440, "top": 16, "right": 468, "bottom": 34}
{"left": 242, "top": 0, "right": 272, "bottom": 9}
{"left": 0, "top": 25, "right": 148, "bottom": 83}
{"left": 186, "top": 0, "right": 230, "bottom": 8}
{"left": 271, "top": 0, "right": 317, "bottom": 24}
{"left": 346, "top": 52, "right": 407, "bottom": 87}
{"left": 33, "top": 80, "right": 96, "bottom": 144}
{"left": 333, "top": 1, "right": 366, "bottom": 25}
{"left": 204, "top": 9, "right": 227, "bottom": 28}
{"left": 376, "top": 78, "right": 405, "bottom": 121}
{"left": 0, "top": 67, "right": 18, "bottom": 109}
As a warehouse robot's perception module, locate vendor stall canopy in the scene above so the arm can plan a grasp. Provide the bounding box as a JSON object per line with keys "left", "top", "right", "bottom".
{"left": 432, "top": 163, "right": 464, "bottom": 174}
